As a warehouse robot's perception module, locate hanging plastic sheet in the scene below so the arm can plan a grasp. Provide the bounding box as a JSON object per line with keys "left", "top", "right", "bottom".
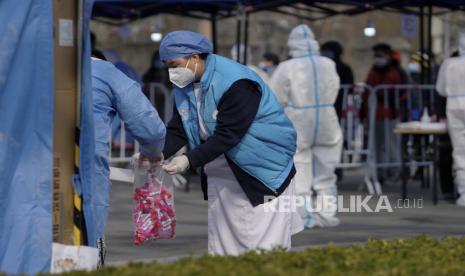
{"left": 0, "top": 0, "right": 54, "bottom": 274}
{"left": 0, "top": 0, "right": 95, "bottom": 274}
{"left": 77, "top": 0, "right": 99, "bottom": 248}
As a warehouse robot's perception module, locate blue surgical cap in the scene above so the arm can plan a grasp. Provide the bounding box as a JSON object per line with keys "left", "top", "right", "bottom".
{"left": 159, "top": 31, "right": 213, "bottom": 61}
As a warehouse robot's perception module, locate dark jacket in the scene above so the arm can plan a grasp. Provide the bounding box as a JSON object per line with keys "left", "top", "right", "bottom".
{"left": 163, "top": 79, "right": 295, "bottom": 206}
{"left": 334, "top": 59, "right": 354, "bottom": 118}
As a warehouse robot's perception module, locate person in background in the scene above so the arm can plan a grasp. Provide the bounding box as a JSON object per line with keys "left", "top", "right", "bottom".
{"left": 363, "top": 43, "right": 407, "bottom": 182}
{"left": 271, "top": 24, "right": 342, "bottom": 228}
{"left": 321, "top": 41, "right": 354, "bottom": 118}
{"left": 407, "top": 52, "right": 423, "bottom": 84}
{"left": 436, "top": 32, "right": 465, "bottom": 206}
{"left": 259, "top": 52, "right": 280, "bottom": 77}
{"left": 143, "top": 50, "right": 171, "bottom": 87}
{"left": 365, "top": 43, "right": 408, "bottom": 113}
{"left": 391, "top": 50, "right": 409, "bottom": 85}
{"left": 321, "top": 41, "right": 354, "bottom": 182}
{"left": 407, "top": 51, "right": 441, "bottom": 181}
{"left": 90, "top": 31, "right": 106, "bottom": 60}
{"left": 90, "top": 54, "right": 166, "bottom": 265}
{"left": 160, "top": 30, "right": 303, "bottom": 255}
{"left": 142, "top": 50, "right": 172, "bottom": 122}
{"left": 407, "top": 51, "right": 439, "bottom": 85}
{"left": 231, "top": 44, "right": 271, "bottom": 84}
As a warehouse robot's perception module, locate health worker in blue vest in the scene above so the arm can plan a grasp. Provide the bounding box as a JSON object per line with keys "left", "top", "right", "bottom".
{"left": 160, "top": 31, "right": 304, "bottom": 256}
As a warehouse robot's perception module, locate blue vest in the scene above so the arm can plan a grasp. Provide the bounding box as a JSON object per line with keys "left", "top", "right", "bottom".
{"left": 174, "top": 54, "right": 296, "bottom": 191}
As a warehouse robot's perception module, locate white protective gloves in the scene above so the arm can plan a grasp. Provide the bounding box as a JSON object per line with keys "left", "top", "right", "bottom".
{"left": 162, "top": 155, "right": 190, "bottom": 175}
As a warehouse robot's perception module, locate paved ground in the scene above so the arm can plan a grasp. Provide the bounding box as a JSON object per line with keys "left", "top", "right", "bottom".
{"left": 106, "top": 169, "right": 465, "bottom": 265}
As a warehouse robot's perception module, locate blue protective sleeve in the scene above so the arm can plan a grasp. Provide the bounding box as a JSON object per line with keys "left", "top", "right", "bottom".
{"left": 113, "top": 82, "right": 166, "bottom": 157}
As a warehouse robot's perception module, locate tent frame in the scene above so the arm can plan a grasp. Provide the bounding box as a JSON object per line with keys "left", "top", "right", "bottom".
{"left": 92, "top": 0, "right": 465, "bottom": 83}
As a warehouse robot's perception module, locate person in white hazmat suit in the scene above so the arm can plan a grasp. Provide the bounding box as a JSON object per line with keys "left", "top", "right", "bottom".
{"left": 270, "top": 24, "right": 342, "bottom": 228}
{"left": 436, "top": 32, "right": 465, "bottom": 207}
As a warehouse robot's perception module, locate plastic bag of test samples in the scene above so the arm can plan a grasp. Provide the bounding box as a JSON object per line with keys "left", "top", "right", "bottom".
{"left": 132, "top": 159, "right": 176, "bottom": 245}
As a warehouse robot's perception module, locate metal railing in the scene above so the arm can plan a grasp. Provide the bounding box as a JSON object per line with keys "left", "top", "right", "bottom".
{"left": 367, "top": 84, "right": 437, "bottom": 193}
{"left": 335, "top": 84, "right": 438, "bottom": 194}
{"left": 108, "top": 83, "right": 440, "bottom": 195}
{"left": 337, "top": 84, "right": 379, "bottom": 194}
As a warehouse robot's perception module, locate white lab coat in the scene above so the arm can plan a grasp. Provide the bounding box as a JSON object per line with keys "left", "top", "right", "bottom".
{"left": 270, "top": 24, "right": 342, "bottom": 227}
{"left": 193, "top": 84, "right": 303, "bottom": 255}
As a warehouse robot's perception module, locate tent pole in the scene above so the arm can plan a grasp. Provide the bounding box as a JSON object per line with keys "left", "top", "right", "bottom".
{"left": 236, "top": 12, "right": 242, "bottom": 62}
{"left": 427, "top": 5, "right": 433, "bottom": 84}
{"left": 419, "top": 6, "right": 425, "bottom": 84}
{"left": 244, "top": 12, "right": 249, "bottom": 65}
{"left": 211, "top": 12, "right": 217, "bottom": 53}
{"left": 444, "top": 13, "right": 451, "bottom": 59}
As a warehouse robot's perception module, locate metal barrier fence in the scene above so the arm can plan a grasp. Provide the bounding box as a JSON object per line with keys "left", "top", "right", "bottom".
{"left": 146, "top": 82, "right": 175, "bottom": 124}
{"left": 367, "top": 84, "right": 437, "bottom": 193}
{"left": 109, "top": 82, "right": 174, "bottom": 164}
{"left": 338, "top": 84, "right": 380, "bottom": 194}
{"left": 336, "top": 84, "right": 437, "bottom": 194}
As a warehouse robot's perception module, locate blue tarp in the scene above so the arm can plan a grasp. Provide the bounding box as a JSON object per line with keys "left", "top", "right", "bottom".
{"left": 0, "top": 0, "right": 95, "bottom": 274}
{"left": 0, "top": 1, "right": 53, "bottom": 274}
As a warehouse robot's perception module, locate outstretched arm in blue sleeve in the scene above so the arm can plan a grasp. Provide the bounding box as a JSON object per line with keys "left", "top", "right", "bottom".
{"left": 113, "top": 82, "right": 166, "bottom": 158}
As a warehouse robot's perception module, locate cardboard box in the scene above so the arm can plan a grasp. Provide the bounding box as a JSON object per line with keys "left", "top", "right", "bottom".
{"left": 52, "top": 0, "right": 78, "bottom": 245}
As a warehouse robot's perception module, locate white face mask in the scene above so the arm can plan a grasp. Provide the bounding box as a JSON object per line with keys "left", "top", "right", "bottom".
{"left": 168, "top": 58, "right": 197, "bottom": 88}
{"left": 373, "top": 57, "right": 389, "bottom": 68}
{"left": 408, "top": 62, "right": 420, "bottom": 74}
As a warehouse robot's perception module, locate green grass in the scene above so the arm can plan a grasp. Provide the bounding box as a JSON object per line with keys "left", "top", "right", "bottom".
{"left": 56, "top": 236, "right": 465, "bottom": 276}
